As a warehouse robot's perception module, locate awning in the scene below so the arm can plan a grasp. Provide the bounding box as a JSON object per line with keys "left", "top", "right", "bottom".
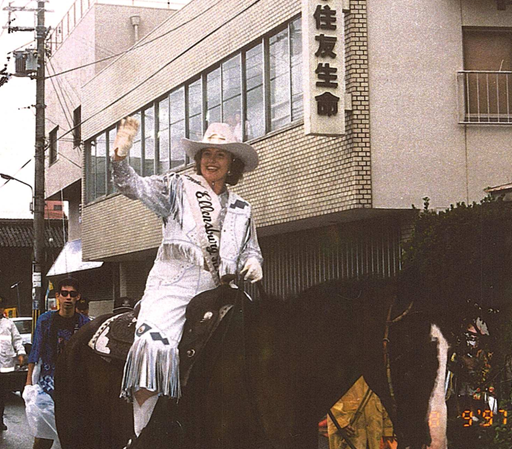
{"left": 47, "top": 239, "right": 103, "bottom": 276}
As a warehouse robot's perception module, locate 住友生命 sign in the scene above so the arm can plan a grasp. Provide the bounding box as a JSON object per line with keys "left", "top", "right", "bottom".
{"left": 302, "top": 0, "right": 347, "bottom": 135}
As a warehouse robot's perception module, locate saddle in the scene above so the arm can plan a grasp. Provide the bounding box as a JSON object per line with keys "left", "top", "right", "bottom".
{"left": 88, "top": 285, "right": 240, "bottom": 387}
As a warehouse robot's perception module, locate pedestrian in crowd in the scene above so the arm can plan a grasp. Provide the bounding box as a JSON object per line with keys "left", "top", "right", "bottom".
{"left": 0, "top": 295, "right": 27, "bottom": 431}
{"left": 75, "top": 297, "right": 93, "bottom": 319}
{"left": 113, "top": 296, "right": 136, "bottom": 314}
{"left": 328, "top": 376, "right": 394, "bottom": 449}
{"left": 24, "top": 277, "right": 90, "bottom": 449}
{"left": 449, "top": 320, "right": 494, "bottom": 418}
{"left": 112, "top": 117, "right": 263, "bottom": 447}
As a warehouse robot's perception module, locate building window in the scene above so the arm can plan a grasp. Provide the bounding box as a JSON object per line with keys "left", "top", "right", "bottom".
{"left": 94, "top": 133, "right": 107, "bottom": 198}
{"left": 143, "top": 106, "right": 155, "bottom": 176}
{"left": 206, "top": 67, "right": 221, "bottom": 126}
{"left": 85, "top": 16, "right": 303, "bottom": 203}
{"left": 86, "top": 128, "right": 115, "bottom": 202}
{"left": 222, "top": 55, "right": 242, "bottom": 137}
{"left": 290, "top": 19, "right": 303, "bottom": 120}
{"left": 107, "top": 127, "right": 115, "bottom": 194}
{"left": 269, "top": 27, "right": 291, "bottom": 130}
{"left": 49, "top": 126, "right": 58, "bottom": 165}
{"left": 170, "top": 87, "right": 186, "bottom": 168}
{"left": 245, "top": 43, "right": 265, "bottom": 140}
{"left": 129, "top": 111, "right": 142, "bottom": 174}
{"left": 73, "top": 106, "right": 81, "bottom": 147}
{"left": 86, "top": 133, "right": 105, "bottom": 201}
{"left": 157, "top": 96, "right": 170, "bottom": 174}
{"left": 187, "top": 78, "right": 203, "bottom": 142}
{"left": 460, "top": 29, "right": 512, "bottom": 123}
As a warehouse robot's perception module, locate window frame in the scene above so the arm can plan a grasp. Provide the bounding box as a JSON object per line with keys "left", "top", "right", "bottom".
{"left": 49, "top": 126, "right": 59, "bottom": 165}
{"left": 73, "top": 106, "right": 81, "bottom": 148}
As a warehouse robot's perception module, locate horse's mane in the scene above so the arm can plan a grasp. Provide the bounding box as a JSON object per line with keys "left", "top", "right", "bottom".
{"left": 251, "top": 276, "right": 402, "bottom": 320}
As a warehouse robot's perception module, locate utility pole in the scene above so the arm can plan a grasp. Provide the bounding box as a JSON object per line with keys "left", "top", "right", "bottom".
{"left": 3, "top": 1, "right": 47, "bottom": 332}
{"left": 33, "top": 0, "right": 46, "bottom": 331}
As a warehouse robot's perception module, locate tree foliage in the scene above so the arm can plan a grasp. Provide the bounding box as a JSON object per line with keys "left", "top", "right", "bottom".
{"left": 401, "top": 196, "right": 512, "bottom": 345}
{"left": 401, "top": 196, "right": 512, "bottom": 448}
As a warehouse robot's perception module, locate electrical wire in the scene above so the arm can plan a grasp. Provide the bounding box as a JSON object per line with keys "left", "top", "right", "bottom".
{"left": 45, "top": 0, "right": 225, "bottom": 80}
{"left": 9, "top": 39, "right": 36, "bottom": 52}
{"left": 47, "top": 55, "right": 77, "bottom": 123}
{"left": 56, "top": 0, "right": 264, "bottom": 144}
{"left": 53, "top": 149, "right": 81, "bottom": 169}
{"left": 46, "top": 56, "right": 73, "bottom": 128}
{"left": 77, "top": 35, "right": 117, "bottom": 58}
{"left": 0, "top": 0, "right": 11, "bottom": 40}
{"left": 46, "top": 52, "right": 80, "bottom": 102}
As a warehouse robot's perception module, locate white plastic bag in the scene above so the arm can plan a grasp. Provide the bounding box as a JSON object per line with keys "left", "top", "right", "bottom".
{"left": 23, "top": 384, "right": 59, "bottom": 441}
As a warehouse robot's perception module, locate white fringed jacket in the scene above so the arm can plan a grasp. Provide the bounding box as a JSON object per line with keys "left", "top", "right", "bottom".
{"left": 112, "top": 160, "right": 263, "bottom": 279}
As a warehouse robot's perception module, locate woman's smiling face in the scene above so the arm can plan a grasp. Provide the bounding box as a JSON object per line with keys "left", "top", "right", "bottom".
{"left": 200, "top": 148, "right": 232, "bottom": 188}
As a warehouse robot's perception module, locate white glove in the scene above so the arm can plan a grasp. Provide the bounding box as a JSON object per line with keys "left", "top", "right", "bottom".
{"left": 241, "top": 257, "right": 263, "bottom": 283}
{"left": 113, "top": 117, "right": 140, "bottom": 159}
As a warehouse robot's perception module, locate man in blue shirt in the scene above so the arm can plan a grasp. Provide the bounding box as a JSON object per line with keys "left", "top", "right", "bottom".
{"left": 26, "top": 278, "right": 89, "bottom": 449}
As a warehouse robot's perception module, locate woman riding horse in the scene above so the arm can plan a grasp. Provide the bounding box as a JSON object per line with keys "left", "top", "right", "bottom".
{"left": 112, "top": 118, "right": 264, "bottom": 446}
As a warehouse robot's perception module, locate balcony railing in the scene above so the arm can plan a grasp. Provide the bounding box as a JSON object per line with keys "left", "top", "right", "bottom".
{"left": 46, "top": 0, "right": 186, "bottom": 55}
{"left": 457, "top": 70, "right": 512, "bottom": 124}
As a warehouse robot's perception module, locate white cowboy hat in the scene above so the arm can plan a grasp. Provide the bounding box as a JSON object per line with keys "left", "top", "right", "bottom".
{"left": 182, "top": 123, "right": 259, "bottom": 172}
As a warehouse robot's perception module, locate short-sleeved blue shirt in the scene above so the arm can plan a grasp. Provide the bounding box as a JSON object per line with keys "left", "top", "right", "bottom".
{"left": 29, "top": 311, "right": 90, "bottom": 397}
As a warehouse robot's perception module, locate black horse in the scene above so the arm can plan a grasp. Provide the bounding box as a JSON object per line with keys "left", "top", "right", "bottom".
{"left": 55, "top": 279, "right": 448, "bottom": 449}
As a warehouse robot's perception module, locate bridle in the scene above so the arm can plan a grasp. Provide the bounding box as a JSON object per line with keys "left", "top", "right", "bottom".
{"left": 383, "top": 298, "right": 414, "bottom": 415}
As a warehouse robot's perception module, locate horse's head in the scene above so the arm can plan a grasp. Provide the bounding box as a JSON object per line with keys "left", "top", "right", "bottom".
{"left": 386, "top": 311, "right": 442, "bottom": 449}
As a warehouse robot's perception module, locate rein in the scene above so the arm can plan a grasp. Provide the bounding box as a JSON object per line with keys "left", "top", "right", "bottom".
{"left": 383, "top": 298, "right": 414, "bottom": 415}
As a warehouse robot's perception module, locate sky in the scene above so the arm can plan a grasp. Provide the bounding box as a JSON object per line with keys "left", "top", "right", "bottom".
{"left": 0, "top": 0, "right": 188, "bottom": 218}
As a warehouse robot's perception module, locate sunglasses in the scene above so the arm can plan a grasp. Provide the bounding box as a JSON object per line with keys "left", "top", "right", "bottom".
{"left": 59, "top": 290, "right": 79, "bottom": 298}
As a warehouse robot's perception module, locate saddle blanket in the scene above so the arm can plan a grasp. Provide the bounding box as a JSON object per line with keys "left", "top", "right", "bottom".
{"left": 88, "top": 290, "right": 236, "bottom": 387}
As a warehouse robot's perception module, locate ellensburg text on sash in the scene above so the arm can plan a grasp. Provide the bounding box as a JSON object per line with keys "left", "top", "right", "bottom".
{"left": 195, "top": 191, "right": 220, "bottom": 272}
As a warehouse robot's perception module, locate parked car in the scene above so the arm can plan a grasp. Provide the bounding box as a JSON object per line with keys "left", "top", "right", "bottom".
{"left": 12, "top": 316, "right": 32, "bottom": 351}
{"left": 12, "top": 316, "right": 32, "bottom": 345}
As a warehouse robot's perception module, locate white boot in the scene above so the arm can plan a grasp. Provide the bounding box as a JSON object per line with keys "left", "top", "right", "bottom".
{"left": 133, "top": 394, "right": 158, "bottom": 437}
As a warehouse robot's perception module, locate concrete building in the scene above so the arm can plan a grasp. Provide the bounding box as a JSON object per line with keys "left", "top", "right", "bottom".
{"left": 44, "top": 0, "right": 178, "bottom": 315}
{"left": 46, "top": 0, "right": 512, "bottom": 302}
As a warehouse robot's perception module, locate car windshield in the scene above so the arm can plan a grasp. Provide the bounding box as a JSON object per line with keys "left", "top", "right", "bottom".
{"left": 14, "top": 319, "right": 32, "bottom": 334}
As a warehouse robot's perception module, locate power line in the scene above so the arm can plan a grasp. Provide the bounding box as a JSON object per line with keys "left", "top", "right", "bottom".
{"left": 46, "top": 52, "right": 80, "bottom": 100}
{"left": 56, "top": 0, "right": 264, "bottom": 145}
{"left": 47, "top": 55, "right": 76, "bottom": 124}
{"left": 52, "top": 148, "right": 81, "bottom": 169}
{"left": 46, "top": 55, "right": 73, "bottom": 128}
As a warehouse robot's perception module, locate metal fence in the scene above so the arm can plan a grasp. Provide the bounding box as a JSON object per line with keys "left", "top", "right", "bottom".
{"left": 249, "top": 220, "right": 402, "bottom": 299}
{"left": 458, "top": 70, "right": 512, "bottom": 124}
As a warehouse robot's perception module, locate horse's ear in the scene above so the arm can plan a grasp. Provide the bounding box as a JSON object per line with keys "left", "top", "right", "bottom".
{"left": 216, "top": 282, "right": 240, "bottom": 308}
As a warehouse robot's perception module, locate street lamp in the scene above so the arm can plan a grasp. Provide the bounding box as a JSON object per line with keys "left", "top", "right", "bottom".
{"left": 0, "top": 172, "right": 34, "bottom": 213}
{"left": 10, "top": 281, "right": 23, "bottom": 316}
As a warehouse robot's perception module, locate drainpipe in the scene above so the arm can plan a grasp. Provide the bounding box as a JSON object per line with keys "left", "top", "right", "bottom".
{"left": 130, "top": 15, "right": 141, "bottom": 43}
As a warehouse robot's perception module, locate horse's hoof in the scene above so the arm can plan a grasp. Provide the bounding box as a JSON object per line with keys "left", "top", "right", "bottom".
{"left": 123, "top": 438, "right": 133, "bottom": 449}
